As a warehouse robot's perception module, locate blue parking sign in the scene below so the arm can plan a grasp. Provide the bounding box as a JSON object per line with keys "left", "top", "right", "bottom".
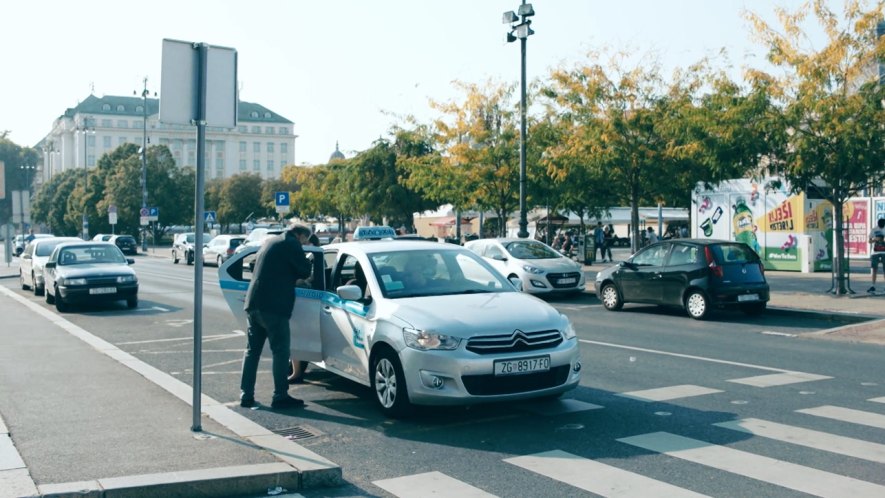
{"left": 275, "top": 191, "right": 290, "bottom": 207}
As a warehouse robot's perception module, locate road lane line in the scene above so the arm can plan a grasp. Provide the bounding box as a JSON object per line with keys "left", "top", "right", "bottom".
{"left": 618, "top": 432, "right": 885, "bottom": 497}
{"left": 797, "top": 405, "right": 885, "bottom": 430}
{"left": 727, "top": 372, "right": 832, "bottom": 387}
{"left": 504, "top": 450, "right": 708, "bottom": 497}
{"left": 618, "top": 385, "right": 723, "bottom": 402}
{"left": 117, "top": 333, "right": 242, "bottom": 345}
{"left": 870, "top": 397, "right": 885, "bottom": 404}
{"left": 518, "top": 399, "right": 603, "bottom": 416}
{"left": 715, "top": 418, "right": 885, "bottom": 464}
{"left": 374, "top": 471, "right": 498, "bottom": 498}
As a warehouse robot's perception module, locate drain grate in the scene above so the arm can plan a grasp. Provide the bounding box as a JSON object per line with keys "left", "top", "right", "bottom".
{"left": 272, "top": 425, "right": 322, "bottom": 440}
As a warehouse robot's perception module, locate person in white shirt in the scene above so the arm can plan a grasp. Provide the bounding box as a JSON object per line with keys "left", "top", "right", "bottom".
{"left": 646, "top": 227, "right": 659, "bottom": 245}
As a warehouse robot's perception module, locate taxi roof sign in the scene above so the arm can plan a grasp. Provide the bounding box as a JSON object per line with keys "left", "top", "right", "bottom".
{"left": 352, "top": 226, "right": 397, "bottom": 240}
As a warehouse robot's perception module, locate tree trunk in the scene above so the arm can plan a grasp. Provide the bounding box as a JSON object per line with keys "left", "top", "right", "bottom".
{"left": 832, "top": 199, "right": 848, "bottom": 295}
{"left": 630, "top": 176, "right": 640, "bottom": 254}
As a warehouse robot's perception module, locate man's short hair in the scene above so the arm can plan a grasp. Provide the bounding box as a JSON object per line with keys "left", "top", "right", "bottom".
{"left": 878, "top": 218, "right": 885, "bottom": 229}
{"left": 287, "top": 223, "right": 312, "bottom": 238}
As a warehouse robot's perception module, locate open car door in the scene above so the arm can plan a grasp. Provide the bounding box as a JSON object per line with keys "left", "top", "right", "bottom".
{"left": 218, "top": 245, "right": 325, "bottom": 361}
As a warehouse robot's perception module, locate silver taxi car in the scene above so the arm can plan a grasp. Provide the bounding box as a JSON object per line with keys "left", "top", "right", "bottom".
{"left": 220, "top": 240, "right": 582, "bottom": 417}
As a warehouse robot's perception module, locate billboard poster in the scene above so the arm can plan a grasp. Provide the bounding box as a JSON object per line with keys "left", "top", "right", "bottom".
{"left": 805, "top": 200, "right": 834, "bottom": 271}
{"left": 758, "top": 194, "right": 803, "bottom": 270}
{"left": 696, "top": 194, "right": 730, "bottom": 240}
{"left": 874, "top": 199, "right": 885, "bottom": 223}
{"left": 844, "top": 199, "right": 869, "bottom": 257}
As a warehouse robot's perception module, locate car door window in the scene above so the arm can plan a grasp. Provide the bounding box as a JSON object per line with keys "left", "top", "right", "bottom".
{"left": 486, "top": 245, "right": 505, "bottom": 260}
{"left": 666, "top": 244, "right": 699, "bottom": 266}
{"left": 632, "top": 244, "right": 669, "bottom": 267}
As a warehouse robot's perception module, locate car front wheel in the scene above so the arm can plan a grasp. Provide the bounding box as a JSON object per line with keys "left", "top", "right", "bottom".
{"left": 372, "top": 348, "right": 411, "bottom": 418}
{"left": 127, "top": 296, "right": 138, "bottom": 309}
{"left": 684, "top": 290, "right": 709, "bottom": 320}
{"left": 45, "top": 285, "right": 55, "bottom": 304}
{"left": 600, "top": 283, "right": 623, "bottom": 311}
{"left": 20, "top": 272, "right": 29, "bottom": 291}
{"left": 55, "top": 288, "right": 69, "bottom": 312}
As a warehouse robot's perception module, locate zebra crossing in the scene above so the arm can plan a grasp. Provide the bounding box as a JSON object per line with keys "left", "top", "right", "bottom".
{"left": 372, "top": 376, "right": 885, "bottom": 498}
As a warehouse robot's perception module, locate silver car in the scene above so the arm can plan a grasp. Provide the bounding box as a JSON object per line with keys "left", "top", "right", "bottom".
{"left": 465, "top": 238, "right": 586, "bottom": 295}
{"left": 19, "top": 237, "right": 81, "bottom": 295}
{"left": 220, "top": 240, "right": 582, "bottom": 417}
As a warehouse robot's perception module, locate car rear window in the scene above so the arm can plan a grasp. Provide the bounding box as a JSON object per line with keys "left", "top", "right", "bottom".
{"left": 712, "top": 243, "right": 760, "bottom": 264}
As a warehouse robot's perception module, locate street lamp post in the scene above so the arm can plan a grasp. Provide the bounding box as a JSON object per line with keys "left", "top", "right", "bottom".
{"left": 503, "top": 1, "right": 535, "bottom": 239}
{"left": 135, "top": 77, "right": 156, "bottom": 252}
{"left": 19, "top": 164, "right": 36, "bottom": 237}
{"left": 78, "top": 118, "right": 94, "bottom": 239}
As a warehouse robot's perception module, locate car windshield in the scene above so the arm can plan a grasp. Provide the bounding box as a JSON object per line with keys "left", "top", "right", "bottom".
{"left": 36, "top": 240, "right": 71, "bottom": 257}
{"left": 503, "top": 240, "right": 559, "bottom": 259}
{"left": 368, "top": 248, "right": 513, "bottom": 299}
{"left": 57, "top": 245, "right": 126, "bottom": 265}
{"left": 185, "top": 234, "right": 211, "bottom": 243}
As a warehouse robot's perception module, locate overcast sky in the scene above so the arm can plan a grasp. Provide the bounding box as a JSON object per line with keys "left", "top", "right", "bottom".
{"left": 2, "top": 0, "right": 832, "bottom": 165}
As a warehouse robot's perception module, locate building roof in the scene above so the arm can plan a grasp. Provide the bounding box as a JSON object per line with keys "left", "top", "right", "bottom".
{"left": 62, "top": 94, "right": 293, "bottom": 124}
{"left": 329, "top": 141, "right": 345, "bottom": 161}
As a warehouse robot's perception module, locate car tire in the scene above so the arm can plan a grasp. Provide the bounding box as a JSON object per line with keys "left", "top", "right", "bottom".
{"left": 600, "top": 283, "right": 623, "bottom": 311}
{"left": 172, "top": 250, "right": 179, "bottom": 264}
{"left": 216, "top": 255, "right": 223, "bottom": 267}
{"left": 371, "top": 348, "right": 411, "bottom": 418}
{"left": 55, "top": 291, "right": 69, "bottom": 312}
{"left": 186, "top": 251, "right": 194, "bottom": 266}
{"left": 20, "top": 272, "right": 29, "bottom": 291}
{"left": 684, "top": 290, "right": 709, "bottom": 320}
{"left": 32, "top": 273, "right": 42, "bottom": 296}
{"left": 45, "top": 286, "right": 55, "bottom": 304}
{"left": 741, "top": 302, "right": 766, "bottom": 315}
{"left": 127, "top": 296, "right": 138, "bottom": 309}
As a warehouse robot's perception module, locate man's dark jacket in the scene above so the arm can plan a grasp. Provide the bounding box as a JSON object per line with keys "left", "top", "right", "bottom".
{"left": 244, "top": 232, "right": 312, "bottom": 318}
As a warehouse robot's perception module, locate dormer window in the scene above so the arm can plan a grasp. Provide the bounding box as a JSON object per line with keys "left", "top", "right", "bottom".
{"left": 116, "top": 105, "right": 125, "bottom": 112}
{"left": 136, "top": 105, "right": 144, "bottom": 113}
{"left": 264, "top": 112, "right": 271, "bottom": 118}
{"left": 250, "top": 111, "right": 259, "bottom": 118}
{"left": 102, "top": 104, "right": 111, "bottom": 111}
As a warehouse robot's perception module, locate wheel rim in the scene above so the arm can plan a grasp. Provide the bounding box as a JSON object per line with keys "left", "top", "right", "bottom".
{"left": 602, "top": 286, "right": 619, "bottom": 308}
{"left": 374, "top": 358, "right": 398, "bottom": 409}
{"left": 687, "top": 293, "right": 706, "bottom": 317}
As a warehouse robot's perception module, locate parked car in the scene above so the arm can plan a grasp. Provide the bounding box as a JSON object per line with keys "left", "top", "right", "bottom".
{"left": 43, "top": 241, "right": 139, "bottom": 312}
{"left": 19, "top": 237, "right": 81, "bottom": 295}
{"left": 109, "top": 234, "right": 138, "bottom": 255}
{"left": 203, "top": 234, "right": 246, "bottom": 266}
{"left": 219, "top": 240, "right": 582, "bottom": 417}
{"left": 464, "top": 238, "right": 586, "bottom": 295}
{"left": 234, "top": 227, "right": 285, "bottom": 271}
{"left": 14, "top": 233, "right": 54, "bottom": 256}
{"left": 91, "top": 234, "right": 113, "bottom": 242}
{"left": 172, "top": 232, "right": 211, "bottom": 265}
{"left": 594, "top": 239, "right": 769, "bottom": 320}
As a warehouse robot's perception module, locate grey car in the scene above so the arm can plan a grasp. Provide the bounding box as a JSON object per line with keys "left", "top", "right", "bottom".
{"left": 43, "top": 241, "right": 139, "bottom": 312}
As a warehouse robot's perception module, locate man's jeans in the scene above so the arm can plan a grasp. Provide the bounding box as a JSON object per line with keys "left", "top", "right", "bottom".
{"left": 240, "top": 310, "right": 291, "bottom": 402}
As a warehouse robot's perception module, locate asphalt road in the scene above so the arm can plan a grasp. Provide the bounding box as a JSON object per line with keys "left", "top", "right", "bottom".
{"left": 2, "top": 254, "right": 883, "bottom": 497}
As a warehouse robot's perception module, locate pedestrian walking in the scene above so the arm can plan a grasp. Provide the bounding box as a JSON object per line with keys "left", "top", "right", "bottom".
{"left": 239, "top": 223, "right": 313, "bottom": 409}
{"left": 868, "top": 218, "right": 885, "bottom": 293}
{"left": 594, "top": 222, "right": 606, "bottom": 262}
{"left": 603, "top": 224, "right": 614, "bottom": 261}
{"left": 646, "top": 226, "right": 659, "bottom": 245}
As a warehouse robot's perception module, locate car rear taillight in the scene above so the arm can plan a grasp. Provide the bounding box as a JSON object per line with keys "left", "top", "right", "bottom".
{"left": 758, "top": 262, "right": 765, "bottom": 275}
{"left": 226, "top": 248, "right": 234, "bottom": 255}
{"left": 705, "top": 246, "right": 724, "bottom": 278}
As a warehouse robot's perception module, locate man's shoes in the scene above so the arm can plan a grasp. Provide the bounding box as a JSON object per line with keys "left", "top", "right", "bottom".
{"left": 240, "top": 397, "right": 256, "bottom": 408}
{"left": 869, "top": 286, "right": 876, "bottom": 293}
{"left": 271, "top": 395, "right": 305, "bottom": 409}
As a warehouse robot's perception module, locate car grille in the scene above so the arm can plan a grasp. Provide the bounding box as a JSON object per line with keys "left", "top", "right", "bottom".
{"left": 85, "top": 276, "right": 121, "bottom": 286}
{"left": 466, "top": 329, "right": 563, "bottom": 355}
{"left": 461, "top": 365, "right": 571, "bottom": 395}
{"left": 546, "top": 272, "right": 581, "bottom": 288}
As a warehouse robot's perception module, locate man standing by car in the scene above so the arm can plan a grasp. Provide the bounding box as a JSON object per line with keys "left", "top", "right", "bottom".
{"left": 239, "top": 223, "right": 312, "bottom": 409}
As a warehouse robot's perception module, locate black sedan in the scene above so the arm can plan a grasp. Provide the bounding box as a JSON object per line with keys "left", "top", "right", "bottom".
{"left": 43, "top": 242, "right": 139, "bottom": 312}
{"left": 110, "top": 234, "right": 138, "bottom": 255}
{"left": 594, "top": 239, "right": 769, "bottom": 319}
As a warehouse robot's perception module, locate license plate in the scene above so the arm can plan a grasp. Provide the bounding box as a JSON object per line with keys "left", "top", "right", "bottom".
{"left": 557, "top": 278, "right": 576, "bottom": 285}
{"left": 89, "top": 287, "right": 117, "bottom": 295}
{"left": 737, "top": 294, "right": 758, "bottom": 302}
{"left": 494, "top": 355, "right": 551, "bottom": 376}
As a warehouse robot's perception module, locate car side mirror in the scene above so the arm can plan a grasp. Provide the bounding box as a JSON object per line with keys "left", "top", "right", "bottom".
{"left": 508, "top": 276, "right": 523, "bottom": 291}
{"left": 620, "top": 261, "right": 637, "bottom": 270}
{"left": 127, "top": 258, "right": 135, "bottom": 265}
{"left": 22, "top": 253, "right": 31, "bottom": 260}
{"left": 492, "top": 254, "right": 507, "bottom": 261}
{"left": 337, "top": 284, "right": 364, "bottom": 301}
{"left": 45, "top": 262, "right": 56, "bottom": 269}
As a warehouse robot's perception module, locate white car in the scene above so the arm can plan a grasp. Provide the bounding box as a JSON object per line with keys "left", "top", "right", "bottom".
{"left": 464, "top": 238, "right": 586, "bottom": 295}
{"left": 220, "top": 240, "right": 582, "bottom": 417}
{"left": 19, "top": 237, "right": 82, "bottom": 295}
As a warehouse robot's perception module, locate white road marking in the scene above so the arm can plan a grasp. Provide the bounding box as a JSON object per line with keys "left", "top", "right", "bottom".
{"left": 518, "top": 399, "right": 603, "bottom": 416}
{"left": 869, "top": 397, "right": 885, "bottom": 404}
{"left": 117, "top": 333, "right": 243, "bottom": 345}
{"left": 200, "top": 359, "right": 242, "bottom": 369}
{"left": 715, "top": 418, "right": 885, "bottom": 464}
{"left": 618, "top": 385, "right": 722, "bottom": 402}
{"left": 374, "top": 471, "right": 498, "bottom": 498}
{"left": 583, "top": 340, "right": 800, "bottom": 372}
{"left": 797, "top": 405, "right": 885, "bottom": 430}
{"left": 759, "top": 330, "right": 797, "bottom": 338}
{"left": 727, "top": 372, "right": 832, "bottom": 387}
{"left": 504, "top": 450, "right": 708, "bottom": 497}
{"left": 618, "top": 432, "right": 885, "bottom": 497}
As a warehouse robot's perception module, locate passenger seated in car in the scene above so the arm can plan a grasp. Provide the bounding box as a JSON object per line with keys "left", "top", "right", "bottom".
{"left": 402, "top": 256, "right": 434, "bottom": 289}
{"left": 345, "top": 264, "right": 370, "bottom": 300}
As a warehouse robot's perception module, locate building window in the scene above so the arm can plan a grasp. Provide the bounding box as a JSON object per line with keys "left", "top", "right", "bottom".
{"left": 239, "top": 141, "right": 246, "bottom": 153}
{"left": 264, "top": 112, "right": 271, "bottom": 118}
{"left": 102, "top": 104, "right": 111, "bottom": 111}
{"left": 215, "top": 157, "right": 224, "bottom": 174}
{"left": 266, "top": 142, "right": 274, "bottom": 153}
{"left": 133, "top": 120, "right": 143, "bottom": 129}
{"left": 279, "top": 127, "right": 288, "bottom": 135}
{"left": 253, "top": 160, "right": 260, "bottom": 171}
{"left": 116, "top": 105, "right": 125, "bottom": 112}
{"left": 265, "top": 126, "right": 274, "bottom": 134}
{"left": 86, "top": 135, "right": 96, "bottom": 146}
{"left": 250, "top": 111, "right": 259, "bottom": 118}
{"left": 280, "top": 143, "right": 288, "bottom": 154}
{"left": 188, "top": 151, "right": 195, "bottom": 165}
{"left": 267, "top": 160, "right": 274, "bottom": 171}
{"left": 87, "top": 155, "right": 95, "bottom": 166}
{"left": 118, "top": 137, "right": 127, "bottom": 146}
{"left": 136, "top": 105, "right": 144, "bottom": 113}
{"left": 251, "top": 126, "right": 260, "bottom": 133}
{"left": 239, "top": 159, "right": 246, "bottom": 171}
{"left": 102, "top": 119, "right": 112, "bottom": 127}
{"left": 117, "top": 120, "right": 128, "bottom": 128}
{"left": 103, "top": 136, "right": 111, "bottom": 148}
{"left": 238, "top": 126, "right": 247, "bottom": 133}
{"left": 253, "top": 142, "right": 261, "bottom": 153}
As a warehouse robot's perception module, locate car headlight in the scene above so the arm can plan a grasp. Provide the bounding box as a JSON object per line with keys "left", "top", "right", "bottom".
{"left": 117, "top": 275, "right": 137, "bottom": 283}
{"left": 403, "top": 327, "right": 461, "bottom": 351}
{"left": 561, "top": 318, "right": 576, "bottom": 340}
{"left": 61, "top": 277, "right": 88, "bottom": 286}
{"left": 522, "top": 264, "right": 545, "bottom": 275}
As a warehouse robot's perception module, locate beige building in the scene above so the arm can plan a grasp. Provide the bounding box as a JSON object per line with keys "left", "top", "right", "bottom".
{"left": 37, "top": 93, "right": 296, "bottom": 186}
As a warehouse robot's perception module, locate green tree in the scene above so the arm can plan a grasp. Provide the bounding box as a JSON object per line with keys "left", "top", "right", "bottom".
{"left": 746, "top": 0, "right": 885, "bottom": 294}
{"left": 31, "top": 169, "right": 82, "bottom": 235}
{"left": 218, "top": 173, "right": 265, "bottom": 229}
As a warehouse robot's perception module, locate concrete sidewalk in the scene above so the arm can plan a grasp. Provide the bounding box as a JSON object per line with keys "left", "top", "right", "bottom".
{"left": 0, "top": 281, "right": 341, "bottom": 497}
